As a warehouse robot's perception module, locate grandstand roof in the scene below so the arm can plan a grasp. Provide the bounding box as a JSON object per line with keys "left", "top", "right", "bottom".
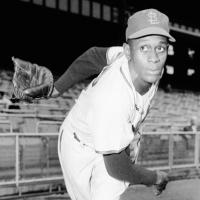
{"left": 98, "top": 0, "right": 200, "bottom": 37}
{"left": 97, "top": 0, "right": 200, "bottom": 29}
{"left": 125, "top": 0, "right": 199, "bottom": 29}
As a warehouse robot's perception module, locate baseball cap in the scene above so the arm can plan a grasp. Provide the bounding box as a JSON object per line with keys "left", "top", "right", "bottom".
{"left": 126, "top": 8, "right": 175, "bottom": 42}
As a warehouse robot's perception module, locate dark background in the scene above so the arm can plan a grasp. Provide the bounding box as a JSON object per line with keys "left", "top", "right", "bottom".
{"left": 0, "top": 1, "right": 123, "bottom": 74}
{"left": 1, "top": 1, "right": 200, "bottom": 91}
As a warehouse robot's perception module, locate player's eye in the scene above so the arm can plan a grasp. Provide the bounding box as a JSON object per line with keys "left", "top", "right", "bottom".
{"left": 140, "top": 45, "right": 150, "bottom": 52}
{"left": 156, "top": 45, "right": 167, "bottom": 53}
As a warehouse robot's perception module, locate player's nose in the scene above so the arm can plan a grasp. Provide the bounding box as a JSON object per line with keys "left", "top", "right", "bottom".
{"left": 147, "top": 50, "right": 160, "bottom": 63}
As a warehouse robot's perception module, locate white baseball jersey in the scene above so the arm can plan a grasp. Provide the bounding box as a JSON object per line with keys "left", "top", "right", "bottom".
{"left": 62, "top": 47, "right": 158, "bottom": 157}
{"left": 59, "top": 47, "right": 159, "bottom": 200}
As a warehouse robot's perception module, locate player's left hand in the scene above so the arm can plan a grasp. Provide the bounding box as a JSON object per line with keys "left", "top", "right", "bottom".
{"left": 11, "top": 57, "right": 54, "bottom": 102}
{"left": 153, "top": 170, "right": 169, "bottom": 196}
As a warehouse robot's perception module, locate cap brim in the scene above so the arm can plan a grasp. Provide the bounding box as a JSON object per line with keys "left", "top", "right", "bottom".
{"left": 127, "top": 27, "right": 176, "bottom": 42}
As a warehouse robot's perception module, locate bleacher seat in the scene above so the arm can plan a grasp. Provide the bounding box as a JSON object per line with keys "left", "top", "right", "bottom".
{"left": 1, "top": 69, "right": 200, "bottom": 135}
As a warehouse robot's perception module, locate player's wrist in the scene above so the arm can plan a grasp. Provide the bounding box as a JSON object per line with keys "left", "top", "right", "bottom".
{"left": 51, "top": 86, "right": 60, "bottom": 98}
{"left": 23, "top": 83, "right": 54, "bottom": 99}
{"left": 155, "top": 170, "right": 169, "bottom": 185}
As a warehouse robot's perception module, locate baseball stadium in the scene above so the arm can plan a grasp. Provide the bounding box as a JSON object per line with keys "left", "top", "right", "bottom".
{"left": 0, "top": 1, "right": 200, "bottom": 200}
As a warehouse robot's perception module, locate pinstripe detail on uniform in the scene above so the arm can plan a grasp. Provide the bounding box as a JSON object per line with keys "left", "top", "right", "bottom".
{"left": 119, "top": 66, "right": 133, "bottom": 90}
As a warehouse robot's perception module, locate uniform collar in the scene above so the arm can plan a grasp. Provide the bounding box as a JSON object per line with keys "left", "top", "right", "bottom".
{"left": 119, "top": 55, "right": 159, "bottom": 99}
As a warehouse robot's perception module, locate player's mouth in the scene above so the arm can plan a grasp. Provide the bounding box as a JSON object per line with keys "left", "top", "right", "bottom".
{"left": 148, "top": 69, "right": 161, "bottom": 75}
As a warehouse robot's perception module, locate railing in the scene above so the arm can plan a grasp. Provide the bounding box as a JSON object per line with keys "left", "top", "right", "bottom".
{"left": 36, "top": 120, "right": 63, "bottom": 133}
{"left": 139, "top": 123, "right": 200, "bottom": 170}
{"left": 139, "top": 131, "right": 200, "bottom": 170}
{"left": 0, "top": 122, "right": 199, "bottom": 198}
{"left": 0, "top": 132, "right": 64, "bottom": 198}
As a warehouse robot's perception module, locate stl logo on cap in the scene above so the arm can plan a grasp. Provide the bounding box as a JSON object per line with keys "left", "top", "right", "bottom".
{"left": 147, "top": 10, "right": 160, "bottom": 25}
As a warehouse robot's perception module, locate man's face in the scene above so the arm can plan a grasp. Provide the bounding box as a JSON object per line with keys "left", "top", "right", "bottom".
{"left": 126, "top": 35, "right": 168, "bottom": 85}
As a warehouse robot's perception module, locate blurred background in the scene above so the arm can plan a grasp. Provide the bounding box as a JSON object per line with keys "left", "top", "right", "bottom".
{"left": 0, "top": 0, "right": 200, "bottom": 199}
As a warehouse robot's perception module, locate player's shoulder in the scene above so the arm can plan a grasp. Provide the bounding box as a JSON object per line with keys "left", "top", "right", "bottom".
{"left": 106, "top": 46, "right": 124, "bottom": 65}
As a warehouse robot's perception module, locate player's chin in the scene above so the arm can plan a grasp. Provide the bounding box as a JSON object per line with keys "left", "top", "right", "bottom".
{"left": 145, "top": 74, "right": 161, "bottom": 84}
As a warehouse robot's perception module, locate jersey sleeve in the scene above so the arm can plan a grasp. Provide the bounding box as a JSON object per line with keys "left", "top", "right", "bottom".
{"left": 106, "top": 46, "right": 124, "bottom": 65}
{"left": 54, "top": 47, "right": 108, "bottom": 94}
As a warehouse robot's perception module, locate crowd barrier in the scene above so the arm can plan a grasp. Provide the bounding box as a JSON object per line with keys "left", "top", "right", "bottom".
{"left": 0, "top": 121, "right": 199, "bottom": 198}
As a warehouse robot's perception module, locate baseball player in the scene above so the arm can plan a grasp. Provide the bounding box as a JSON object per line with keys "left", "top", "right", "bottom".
{"left": 22, "top": 46, "right": 169, "bottom": 194}
{"left": 22, "top": 8, "right": 175, "bottom": 200}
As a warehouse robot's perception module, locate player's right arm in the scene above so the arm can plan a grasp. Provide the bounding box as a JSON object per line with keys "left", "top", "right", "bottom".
{"left": 53, "top": 47, "right": 108, "bottom": 96}
{"left": 54, "top": 46, "right": 123, "bottom": 96}
{"left": 24, "top": 46, "right": 124, "bottom": 99}
{"left": 24, "top": 47, "right": 108, "bottom": 98}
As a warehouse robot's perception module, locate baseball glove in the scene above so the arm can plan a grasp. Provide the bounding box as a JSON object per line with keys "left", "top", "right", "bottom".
{"left": 12, "top": 57, "right": 54, "bottom": 102}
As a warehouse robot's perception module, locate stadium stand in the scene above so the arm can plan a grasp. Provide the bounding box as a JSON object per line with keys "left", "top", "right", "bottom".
{"left": 0, "top": 69, "right": 199, "bottom": 137}
{"left": 0, "top": 69, "right": 199, "bottom": 198}
{"left": 0, "top": 69, "right": 199, "bottom": 138}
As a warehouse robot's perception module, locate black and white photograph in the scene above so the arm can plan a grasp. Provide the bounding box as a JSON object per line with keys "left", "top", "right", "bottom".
{"left": 0, "top": 1, "right": 200, "bottom": 200}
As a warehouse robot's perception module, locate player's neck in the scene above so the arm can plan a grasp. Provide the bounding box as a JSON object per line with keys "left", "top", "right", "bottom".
{"left": 128, "top": 61, "right": 152, "bottom": 95}
{"left": 133, "top": 78, "right": 152, "bottom": 95}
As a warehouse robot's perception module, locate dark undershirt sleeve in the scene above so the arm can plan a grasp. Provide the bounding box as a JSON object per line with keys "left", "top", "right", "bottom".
{"left": 103, "top": 148, "right": 157, "bottom": 186}
{"left": 54, "top": 47, "right": 108, "bottom": 95}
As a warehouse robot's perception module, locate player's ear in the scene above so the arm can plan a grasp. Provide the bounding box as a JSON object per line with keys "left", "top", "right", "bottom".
{"left": 123, "top": 43, "right": 131, "bottom": 61}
